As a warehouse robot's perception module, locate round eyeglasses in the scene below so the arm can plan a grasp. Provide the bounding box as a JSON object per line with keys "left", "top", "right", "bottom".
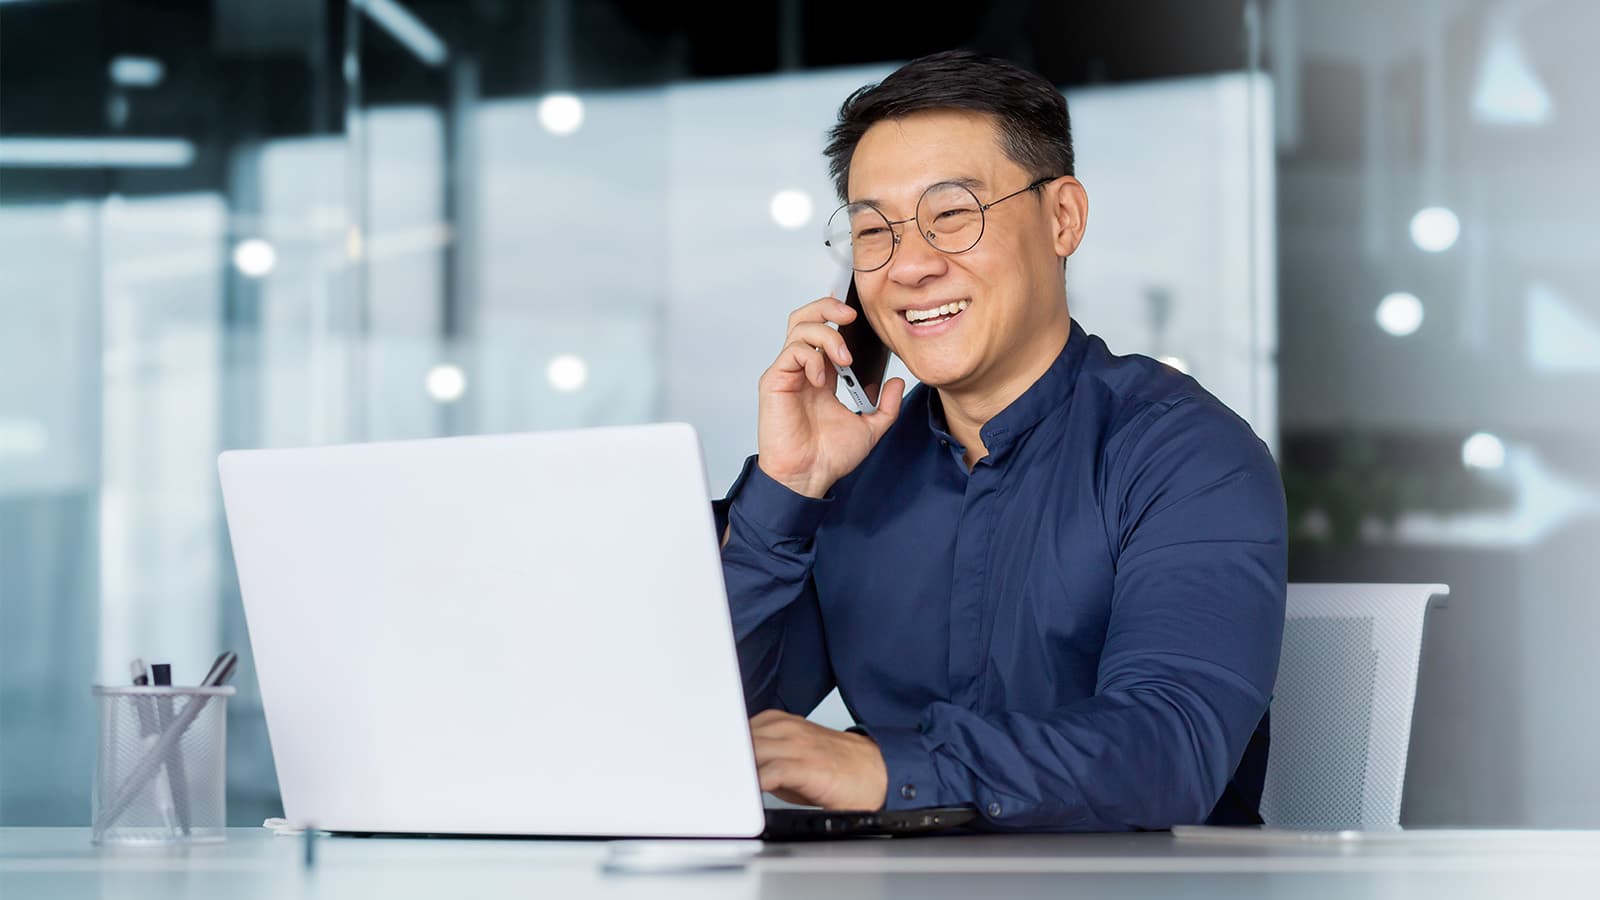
{"left": 823, "top": 176, "right": 1059, "bottom": 272}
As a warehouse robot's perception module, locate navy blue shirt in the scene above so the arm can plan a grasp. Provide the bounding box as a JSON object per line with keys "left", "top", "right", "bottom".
{"left": 714, "top": 320, "right": 1286, "bottom": 831}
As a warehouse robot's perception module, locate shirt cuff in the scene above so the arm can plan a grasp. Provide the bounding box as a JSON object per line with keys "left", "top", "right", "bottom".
{"left": 854, "top": 724, "right": 942, "bottom": 811}
{"left": 724, "top": 455, "right": 833, "bottom": 539}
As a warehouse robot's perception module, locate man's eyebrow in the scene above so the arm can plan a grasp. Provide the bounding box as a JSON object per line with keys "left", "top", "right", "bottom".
{"left": 850, "top": 176, "right": 987, "bottom": 209}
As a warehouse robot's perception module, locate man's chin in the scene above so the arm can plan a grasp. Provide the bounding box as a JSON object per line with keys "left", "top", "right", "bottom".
{"left": 900, "top": 357, "right": 981, "bottom": 394}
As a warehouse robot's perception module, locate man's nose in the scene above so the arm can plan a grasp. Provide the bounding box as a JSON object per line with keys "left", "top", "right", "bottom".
{"left": 885, "top": 220, "right": 947, "bottom": 286}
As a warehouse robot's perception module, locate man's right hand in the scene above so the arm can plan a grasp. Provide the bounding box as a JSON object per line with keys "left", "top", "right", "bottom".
{"left": 756, "top": 296, "right": 906, "bottom": 499}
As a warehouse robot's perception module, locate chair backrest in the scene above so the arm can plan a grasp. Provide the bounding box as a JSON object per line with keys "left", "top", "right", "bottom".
{"left": 1260, "top": 583, "right": 1449, "bottom": 830}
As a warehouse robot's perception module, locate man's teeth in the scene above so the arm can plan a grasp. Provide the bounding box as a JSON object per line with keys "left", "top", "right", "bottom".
{"left": 904, "top": 300, "right": 970, "bottom": 323}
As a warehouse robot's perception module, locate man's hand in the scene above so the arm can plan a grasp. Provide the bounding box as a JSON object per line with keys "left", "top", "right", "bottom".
{"left": 749, "top": 710, "right": 888, "bottom": 810}
{"left": 756, "top": 297, "right": 905, "bottom": 499}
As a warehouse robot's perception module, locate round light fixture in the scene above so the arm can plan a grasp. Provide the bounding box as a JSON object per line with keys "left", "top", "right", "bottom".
{"left": 538, "top": 93, "right": 585, "bottom": 136}
{"left": 547, "top": 354, "right": 589, "bottom": 392}
{"left": 769, "top": 190, "right": 814, "bottom": 230}
{"left": 1376, "top": 292, "right": 1425, "bottom": 337}
{"left": 1462, "top": 432, "right": 1506, "bottom": 470}
{"left": 1410, "top": 206, "right": 1460, "bottom": 252}
{"left": 425, "top": 363, "right": 467, "bottom": 403}
{"left": 232, "top": 239, "right": 277, "bottom": 278}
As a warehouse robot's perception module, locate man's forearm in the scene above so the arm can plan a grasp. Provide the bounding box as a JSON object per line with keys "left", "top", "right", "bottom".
{"left": 866, "top": 676, "right": 1268, "bottom": 831}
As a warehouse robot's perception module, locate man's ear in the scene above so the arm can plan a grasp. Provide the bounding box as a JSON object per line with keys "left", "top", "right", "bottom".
{"left": 1047, "top": 176, "right": 1089, "bottom": 259}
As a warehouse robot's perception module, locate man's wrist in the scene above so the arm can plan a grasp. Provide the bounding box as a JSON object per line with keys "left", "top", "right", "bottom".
{"left": 756, "top": 459, "right": 832, "bottom": 500}
{"left": 842, "top": 728, "right": 888, "bottom": 811}
{"left": 731, "top": 460, "right": 834, "bottom": 538}
{"left": 847, "top": 724, "right": 941, "bottom": 811}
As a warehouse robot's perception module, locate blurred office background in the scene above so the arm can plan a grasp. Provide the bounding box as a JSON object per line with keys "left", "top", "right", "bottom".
{"left": 1, "top": 0, "right": 1595, "bottom": 828}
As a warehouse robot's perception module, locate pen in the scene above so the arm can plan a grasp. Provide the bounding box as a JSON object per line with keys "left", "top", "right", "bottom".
{"left": 94, "top": 652, "right": 239, "bottom": 839}
{"left": 201, "top": 652, "right": 234, "bottom": 687}
{"left": 150, "top": 664, "right": 192, "bottom": 836}
{"left": 128, "top": 660, "right": 177, "bottom": 834}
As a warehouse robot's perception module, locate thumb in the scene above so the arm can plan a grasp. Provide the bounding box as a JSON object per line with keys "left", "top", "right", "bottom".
{"left": 863, "top": 378, "right": 906, "bottom": 441}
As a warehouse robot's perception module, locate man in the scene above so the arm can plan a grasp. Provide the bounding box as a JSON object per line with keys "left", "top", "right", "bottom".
{"left": 713, "top": 50, "right": 1286, "bottom": 831}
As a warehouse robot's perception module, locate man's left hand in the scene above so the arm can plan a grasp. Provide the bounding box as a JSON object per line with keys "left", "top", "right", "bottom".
{"left": 750, "top": 710, "right": 888, "bottom": 810}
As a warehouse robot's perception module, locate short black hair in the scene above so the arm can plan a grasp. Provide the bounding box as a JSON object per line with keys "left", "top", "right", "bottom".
{"left": 823, "top": 49, "right": 1074, "bottom": 202}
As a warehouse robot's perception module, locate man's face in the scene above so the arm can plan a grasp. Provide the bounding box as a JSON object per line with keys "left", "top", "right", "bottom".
{"left": 846, "top": 111, "right": 1078, "bottom": 395}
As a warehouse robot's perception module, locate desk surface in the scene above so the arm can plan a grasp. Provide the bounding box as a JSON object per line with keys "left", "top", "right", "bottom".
{"left": 4, "top": 827, "right": 1599, "bottom": 899}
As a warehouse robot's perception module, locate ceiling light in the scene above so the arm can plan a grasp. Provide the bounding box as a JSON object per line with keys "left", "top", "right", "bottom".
{"left": 425, "top": 364, "right": 467, "bottom": 403}
{"left": 546, "top": 354, "right": 588, "bottom": 392}
{"left": 1462, "top": 432, "right": 1506, "bottom": 470}
{"left": 1376, "top": 292, "right": 1424, "bottom": 337}
{"left": 109, "top": 56, "right": 164, "bottom": 88}
{"left": 538, "top": 94, "right": 584, "bottom": 136}
{"left": 232, "top": 239, "right": 277, "bottom": 278}
{"left": 769, "top": 190, "right": 814, "bottom": 230}
{"left": 0, "top": 138, "right": 194, "bottom": 169}
{"left": 1409, "top": 206, "right": 1459, "bottom": 252}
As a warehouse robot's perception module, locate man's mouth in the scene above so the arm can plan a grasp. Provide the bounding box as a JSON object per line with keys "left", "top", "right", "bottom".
{"left": 902, "top": 300, "right": 970, "bottom": 326}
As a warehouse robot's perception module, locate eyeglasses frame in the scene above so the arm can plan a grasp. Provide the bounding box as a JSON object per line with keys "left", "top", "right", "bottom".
{"left": 824, "top": 175, "right": 1062, "bottom": 273}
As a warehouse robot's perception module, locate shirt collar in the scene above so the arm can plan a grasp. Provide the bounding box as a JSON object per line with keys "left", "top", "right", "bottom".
{"left": 923, "top": 318, "right": 1089, "bottom": 463}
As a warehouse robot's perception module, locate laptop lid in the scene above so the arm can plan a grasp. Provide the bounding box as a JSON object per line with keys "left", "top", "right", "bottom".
{"left": 218, "top": 423, "right": 765, "bottom": 838}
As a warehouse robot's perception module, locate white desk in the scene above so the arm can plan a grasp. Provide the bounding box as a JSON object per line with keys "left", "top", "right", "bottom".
{"left": 4, "top": 827, "right": 1599, "bottom": 899}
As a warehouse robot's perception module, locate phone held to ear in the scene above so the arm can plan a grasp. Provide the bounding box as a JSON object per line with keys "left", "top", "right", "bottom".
{"left": 828, "top": 264, "right": 891, "bottom": 415}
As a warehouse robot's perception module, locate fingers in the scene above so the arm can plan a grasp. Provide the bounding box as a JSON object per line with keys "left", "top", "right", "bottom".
{"left": 768, "top": 787, "right": 813, "bottom": 806}
{"left": 750, "top": 709, "right": 804, "bottom": 738}
{"left": 750, "top": 711, "right": 809, "bottom": 759}
{"left": 769, "top": 298, "right": 856, "bottom": 392}
{"left": 786, "top": 297, "right": 856, "bottom": 335}
{"left": 750, "top": 708, "right": 793, "bottom": 726}
{"left": 786, "top": 322, "right": 853, "bottom": 369}
{"left": 771, "top": 341, "right": 834, "bottom": 389}
{"left": 757, "top": 758, "right": 797, "bottom": 795}
{"left": 755, "top": 743, "right": 815, "bottom": 801}
{"left": 749, "top": 710, "right": 882, "bottom": 809}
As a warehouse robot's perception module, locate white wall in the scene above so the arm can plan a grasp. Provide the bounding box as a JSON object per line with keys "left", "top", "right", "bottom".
{"left": 1067, "top": 72, "right": 1277, "bottom": 454}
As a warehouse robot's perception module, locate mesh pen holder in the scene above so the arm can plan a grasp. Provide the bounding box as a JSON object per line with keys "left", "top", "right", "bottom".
{"left": 91, "top": 684, "right": 235, "bottom": 845}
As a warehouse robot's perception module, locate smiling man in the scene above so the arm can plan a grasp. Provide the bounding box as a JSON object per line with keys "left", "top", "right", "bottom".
{"left": 713, "top": 50, "right": 1287, "bottom": 831}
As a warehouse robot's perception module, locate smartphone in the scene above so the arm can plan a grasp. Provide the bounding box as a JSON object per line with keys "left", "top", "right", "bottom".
{"left": 829, "top": 266, "right": 890, "bottom": 414}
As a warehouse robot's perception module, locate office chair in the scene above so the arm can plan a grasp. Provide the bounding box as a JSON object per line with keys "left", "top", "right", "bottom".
{"left": 1258, "top": 583, "right": 1450, "bottom": 830}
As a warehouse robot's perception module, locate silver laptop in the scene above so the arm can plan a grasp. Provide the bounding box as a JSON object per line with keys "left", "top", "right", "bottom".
{"left": 219, "top": 423, "right": 767, "bottom": 838}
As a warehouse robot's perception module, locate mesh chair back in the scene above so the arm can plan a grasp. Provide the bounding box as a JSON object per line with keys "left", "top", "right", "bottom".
{"left": 1260, "top": 583, "right": 1449, "bottom": 830}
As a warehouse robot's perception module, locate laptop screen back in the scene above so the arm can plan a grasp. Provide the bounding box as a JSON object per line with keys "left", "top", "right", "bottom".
{"left": 219, "top": 423, "right": 764, "bottom": 838}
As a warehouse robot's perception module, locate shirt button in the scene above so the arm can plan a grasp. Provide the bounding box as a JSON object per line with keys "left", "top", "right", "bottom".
{"left": 900, "top": 784, "right": 917, "bottom": 801}
{"left": 987, "top": 801, "right": 1002, "bottom": 817}
{"left": 940, "top": 439, "right": 948, "bottom": 446}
